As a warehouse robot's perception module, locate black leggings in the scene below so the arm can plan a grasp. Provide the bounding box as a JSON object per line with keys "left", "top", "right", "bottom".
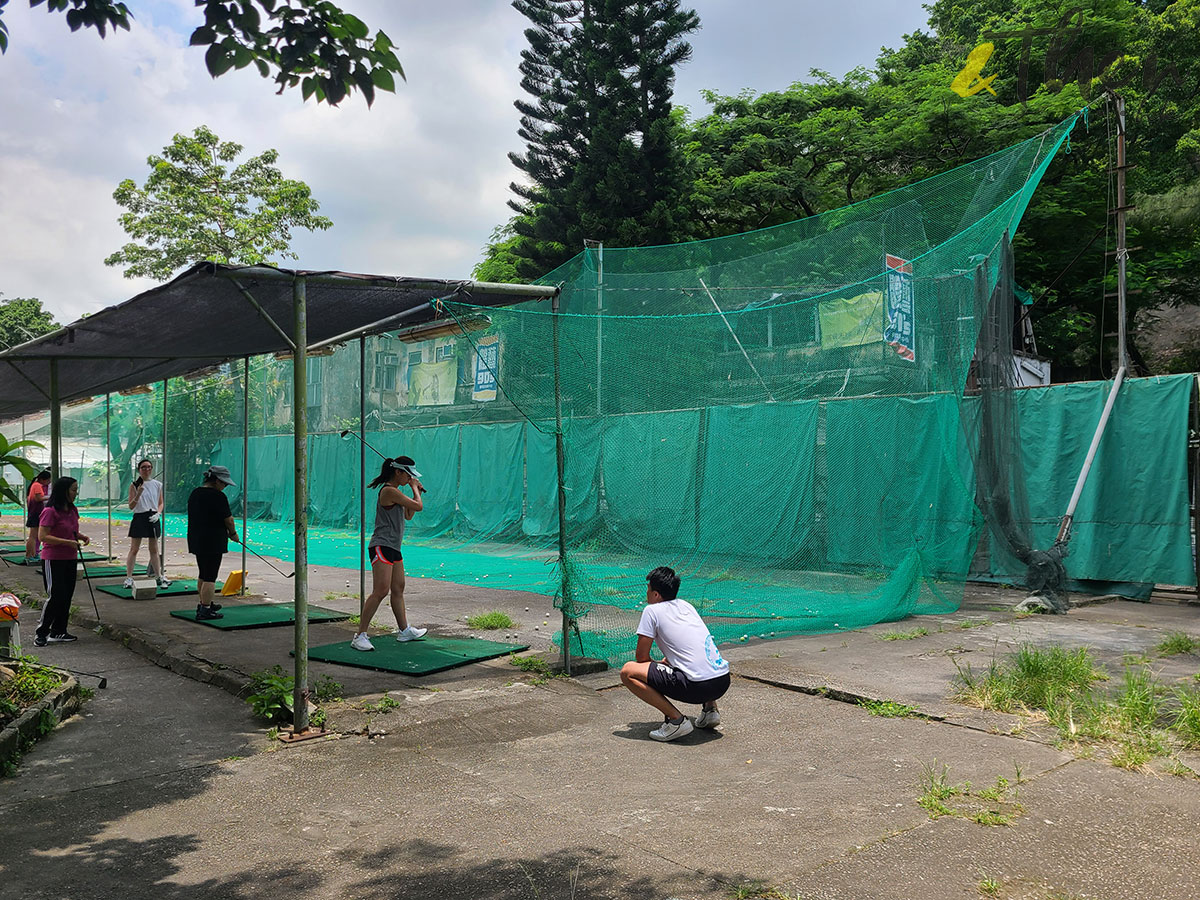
{"left": 37, "top": 559, "right": 77, "bottom": 640}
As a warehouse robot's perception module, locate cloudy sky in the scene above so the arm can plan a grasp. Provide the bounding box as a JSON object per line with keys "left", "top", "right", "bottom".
{"left": 1, "top": 1, "right": 931, "bottom": 325}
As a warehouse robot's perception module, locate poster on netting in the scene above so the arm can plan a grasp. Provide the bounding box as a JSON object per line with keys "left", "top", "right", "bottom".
{"left": 406, "top": 338, "right": 457, "bottom": 406}
{"left": 472, "top": 334, "right": 500, "bottom": 402}
{"left": 884, "top": 254, "right": 915, "bottom": 362}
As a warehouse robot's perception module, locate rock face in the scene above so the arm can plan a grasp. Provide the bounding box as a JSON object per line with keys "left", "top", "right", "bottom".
{"left": 1135, "top": 303, "right": 1200, "bottom": 372}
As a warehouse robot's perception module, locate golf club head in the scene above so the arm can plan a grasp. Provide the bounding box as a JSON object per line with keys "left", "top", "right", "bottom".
{"left": 339, "top": 430, "right": 351, "bottom": 438}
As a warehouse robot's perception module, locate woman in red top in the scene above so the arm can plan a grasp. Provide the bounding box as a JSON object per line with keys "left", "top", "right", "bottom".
{"left": 24, "top": 470, "right": 51, "bottom": 564}
{"left": 35, "top": 476, "right": 91, "bottom": 647}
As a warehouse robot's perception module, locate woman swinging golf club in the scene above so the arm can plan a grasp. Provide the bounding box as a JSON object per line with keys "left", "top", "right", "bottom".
{"left": 351, "top": 455, "right": 425, "bottom": 651}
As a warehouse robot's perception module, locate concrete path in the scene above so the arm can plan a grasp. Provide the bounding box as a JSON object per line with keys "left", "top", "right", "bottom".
{"left": 3, "top": 522, "right": 1200, "bottom": 899}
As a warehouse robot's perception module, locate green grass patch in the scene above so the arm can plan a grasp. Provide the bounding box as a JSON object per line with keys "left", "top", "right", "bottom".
{"left": 0, "top": 657, "right": 66, "bottom": 729}
{"left": 857, "top": 698, "right": 920, "bottom": 718}
{"left": 879, "top": 627, "right": 928, "bottom": 641}
{"left": 951, "top": 643, "right": 1200, "bottom": 770}
{"left": 959, "top": 619, "right": 993, "bottom": 630}
{"left": 465, "top": 611, "right": 515, "bottom": 630}
{"left": 1157, "top": 632, "right": 1200, "bottom": 656}
{"left": 312, "top": 675, "right": 344, "bottom": 703}
{"left": 917, "top": 761, "right": 1023, "bottom": 825}
{"left": 977, "top": 875, "right": 1002, "bottom": 896}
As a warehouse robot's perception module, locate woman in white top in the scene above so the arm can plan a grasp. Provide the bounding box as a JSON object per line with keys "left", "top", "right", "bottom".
{"left": 124, "top": 459, "right": 169, "bottom": 588}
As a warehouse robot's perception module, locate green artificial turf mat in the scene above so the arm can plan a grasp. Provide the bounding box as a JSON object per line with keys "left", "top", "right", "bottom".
{"left": 304, "top": 636, "right": 530, "bottom": 676}
{"left": 2, "top": 548, "right": 108, "bottom": 562}
{"left": 76, "top": 564, "right": 148, "bottom": 579}
{"left": 97, "top": 579, "right": 218, "bottom": 598}
{"left": 0, "top": 537, "right": 25, "bottom": 543}
{"left": 169, "top": 603, "right": 350, "bottom": 629}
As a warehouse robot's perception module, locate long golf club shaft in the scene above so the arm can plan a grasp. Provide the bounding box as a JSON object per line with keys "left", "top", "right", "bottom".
{"left": 340, "top": 430, "right": 427, "bottom": 493}
{"left": 77, "top": 543, "right": 101, "bottom": 623}
{"left": 237, "top": 538, "right": 294, "bottom": 578}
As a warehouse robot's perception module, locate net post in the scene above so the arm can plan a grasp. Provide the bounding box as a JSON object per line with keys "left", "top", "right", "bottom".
{"left": 106, "top": 393, "right": 112, "bottom": 560}
{"left": 359, "top": 335, "right": 367, "bottom": 618}
{"left": 241, "top": 356, "right": 249, "bottom": 596}
{"left": 551, "top": 291, "right": 572, "bottom": 676}
{"left": 292, "top": 276, "right": 310, "bottom": 732}
{"left": 49, "top": 359, "right": 60, "bottom": 481}
{"left": 160, "top": 379, "right": 167, "bottom": 576}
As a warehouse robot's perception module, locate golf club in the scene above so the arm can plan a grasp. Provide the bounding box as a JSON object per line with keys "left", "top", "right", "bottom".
{"left": 339, "top": 430, "right": 427, "bottom": 493}
{"left": 237, "top": 538, "right": 295, "bottom": 579}
{"left": 76, "top": 542, "right": 102, "bottom": 625}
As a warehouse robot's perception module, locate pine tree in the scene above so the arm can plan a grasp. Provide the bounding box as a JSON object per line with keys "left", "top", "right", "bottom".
{"left": 507, "top": 0, "right": 698, "bottom": 279}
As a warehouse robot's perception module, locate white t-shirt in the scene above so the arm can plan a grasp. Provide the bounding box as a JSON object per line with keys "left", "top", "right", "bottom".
{"left": 132, "top": 478, "right": 163, "bottom": 514}
{"left": 636, "top": 599, "right": 729, "bottom": 682}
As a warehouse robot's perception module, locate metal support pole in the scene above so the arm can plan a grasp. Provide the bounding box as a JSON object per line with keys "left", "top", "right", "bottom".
{"left": 595, "top": 241, "right": 604, "bottom": 416}
{"left": 106, "top": 394, "right": 112, "bottom": 560}
{"left": 241, "top": 357, "right": 249, "bottom": 596}
{"left": 1115, "top": 95, "right": 1129, "bottom": 371}
{"left": 551, "top": 292, "right": 572, "bottom": 675}
{"left": 359, "top": 335, "right": 367, "bottom": 618}
{"left": 292, "top": 277, "right": 310, "bottom": 732}
{"left": 49, "top": 360, "right": 61, "bottom": 481}
{"left": 699, "top": 278, "right": 777, "bottom": 402}
{"left": 1056, "top": 94, "right": 1131, "bottom": 547}
{"left": 20, "top": 417, "right": 27, "bottom": 546}
{"left": 160, "top": 379, "right": 168, "bottom": 577}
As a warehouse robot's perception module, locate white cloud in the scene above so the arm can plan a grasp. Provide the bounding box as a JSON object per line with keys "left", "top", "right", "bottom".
{"left": 0, "top": 0, "right": 930, "bottom": 325}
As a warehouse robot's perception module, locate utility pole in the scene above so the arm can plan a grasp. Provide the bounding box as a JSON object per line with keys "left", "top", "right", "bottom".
{"left": 1114, "top": 94, "right": 1130, "bottom": 370}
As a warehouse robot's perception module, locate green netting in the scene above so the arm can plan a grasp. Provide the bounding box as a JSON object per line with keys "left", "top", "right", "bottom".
{"left": 6, "top": 114, "right": 1194, "bottom": 666}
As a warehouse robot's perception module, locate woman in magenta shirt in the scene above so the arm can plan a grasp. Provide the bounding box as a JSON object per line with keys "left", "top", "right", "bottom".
{"left": 35, "top": 477, "right": 92, "bottom": 647}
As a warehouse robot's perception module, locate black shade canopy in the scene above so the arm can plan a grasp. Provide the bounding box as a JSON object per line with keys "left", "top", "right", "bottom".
{"left": 0, "top": 262, "right": 557, "bottom": 419}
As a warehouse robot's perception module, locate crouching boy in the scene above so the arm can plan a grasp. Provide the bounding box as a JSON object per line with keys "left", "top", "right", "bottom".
{"left": 620, "top": 566, "right": 730, "bottom": 742}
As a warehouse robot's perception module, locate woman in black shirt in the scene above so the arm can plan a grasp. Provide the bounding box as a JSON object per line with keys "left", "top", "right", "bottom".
{"left": 187, "top": 465, "right": 239, "bottom": 621}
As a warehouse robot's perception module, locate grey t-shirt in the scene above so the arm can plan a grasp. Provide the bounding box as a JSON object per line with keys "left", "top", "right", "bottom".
{"left": 368, "top": 492, "right": 407, "bottom": 551}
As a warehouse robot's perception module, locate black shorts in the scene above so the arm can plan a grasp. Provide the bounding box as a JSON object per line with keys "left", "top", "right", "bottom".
{"left": 369, "top": 545, "right": 403, "bottom": 565}
{"left": 647, "top": 663, "right": 730, "bottom": 705}
{"left": 25, "top": 508, "right": 42, "bottom": 528}
{"left": 129, "top": 511, "right": 161, "bottom": 539}
{"left": 194, "top": 552, "right": 223, "bottom": 583}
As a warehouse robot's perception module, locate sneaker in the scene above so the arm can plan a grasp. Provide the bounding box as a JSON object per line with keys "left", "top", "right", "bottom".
{"left": 650, "top": 717, "right": 694, "bottom": 742}
{"left": 209, "top": 601, "right": 222, "bottom": 612}
{"left": 47, "top": 633, "right": 78, "bottom": 643}
{"left": 695, "top": 707, "right": 722, "bottom": 729}
{"left": 396, "top": 625, "right": 427, "bottom": 642}
{"left": 33, "top": 635, "right": 47, "bottom": 648}
{"left": 350, "top": 633, "right": 375, "bottom": 652}
{"left": 158, "top": 576, "right": 172, "bottom": 588}
{"left": 123, "top": 576, "right": 134, "bottom": 589}
{"left": 195, "top": 604, "right": 224, "bottom": 621}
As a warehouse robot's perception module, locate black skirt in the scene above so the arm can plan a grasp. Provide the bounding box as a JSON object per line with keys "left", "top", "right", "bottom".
{"left": 129, "top": 511, "right": 161, "bottom": 539}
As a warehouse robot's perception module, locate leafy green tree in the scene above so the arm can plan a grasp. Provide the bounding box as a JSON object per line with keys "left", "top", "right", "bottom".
{"left": 472, "top": 221, "right": 529, "bottom": 284}
{"left": 677, "top": 0, "right": 1200, "bottom": 377}
{"left": 0, "top": 295, "right": 58, "bottom": 350}
{"left": 507, "top": 0, "right": 699, "bottom": 278}
{"left": 105, "top": 125, "right": 333, "bottom": 281}
{"left": 0, "top": 0, "right": 403, "bottom": 106}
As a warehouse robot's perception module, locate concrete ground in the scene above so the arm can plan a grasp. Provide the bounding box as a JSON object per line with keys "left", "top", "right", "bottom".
{"left": 2, "top": 521, "right": 1200, "bottom": 900}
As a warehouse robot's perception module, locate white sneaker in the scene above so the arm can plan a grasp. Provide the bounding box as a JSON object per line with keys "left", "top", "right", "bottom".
{"left": 122, "top": 576, "right": 134, "bottom": 589}
{"left": 695, "top": 707, "right": 721, "bottom": 729}
{"left": 649, "top": 717, "right": 694, "bottom": 742}
{"left": 350, "top": 633, "right": 375, "bottom": 652}
{"left": 158, "top": 576, "right": 172, "bottom": 588}
{"left": 396, "top": 625, "right": 427, "bottom": 642}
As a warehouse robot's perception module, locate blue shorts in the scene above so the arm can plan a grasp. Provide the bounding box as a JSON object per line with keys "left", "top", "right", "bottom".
{"left": 647, "top": 663, "right": 730, "bottom": 705}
